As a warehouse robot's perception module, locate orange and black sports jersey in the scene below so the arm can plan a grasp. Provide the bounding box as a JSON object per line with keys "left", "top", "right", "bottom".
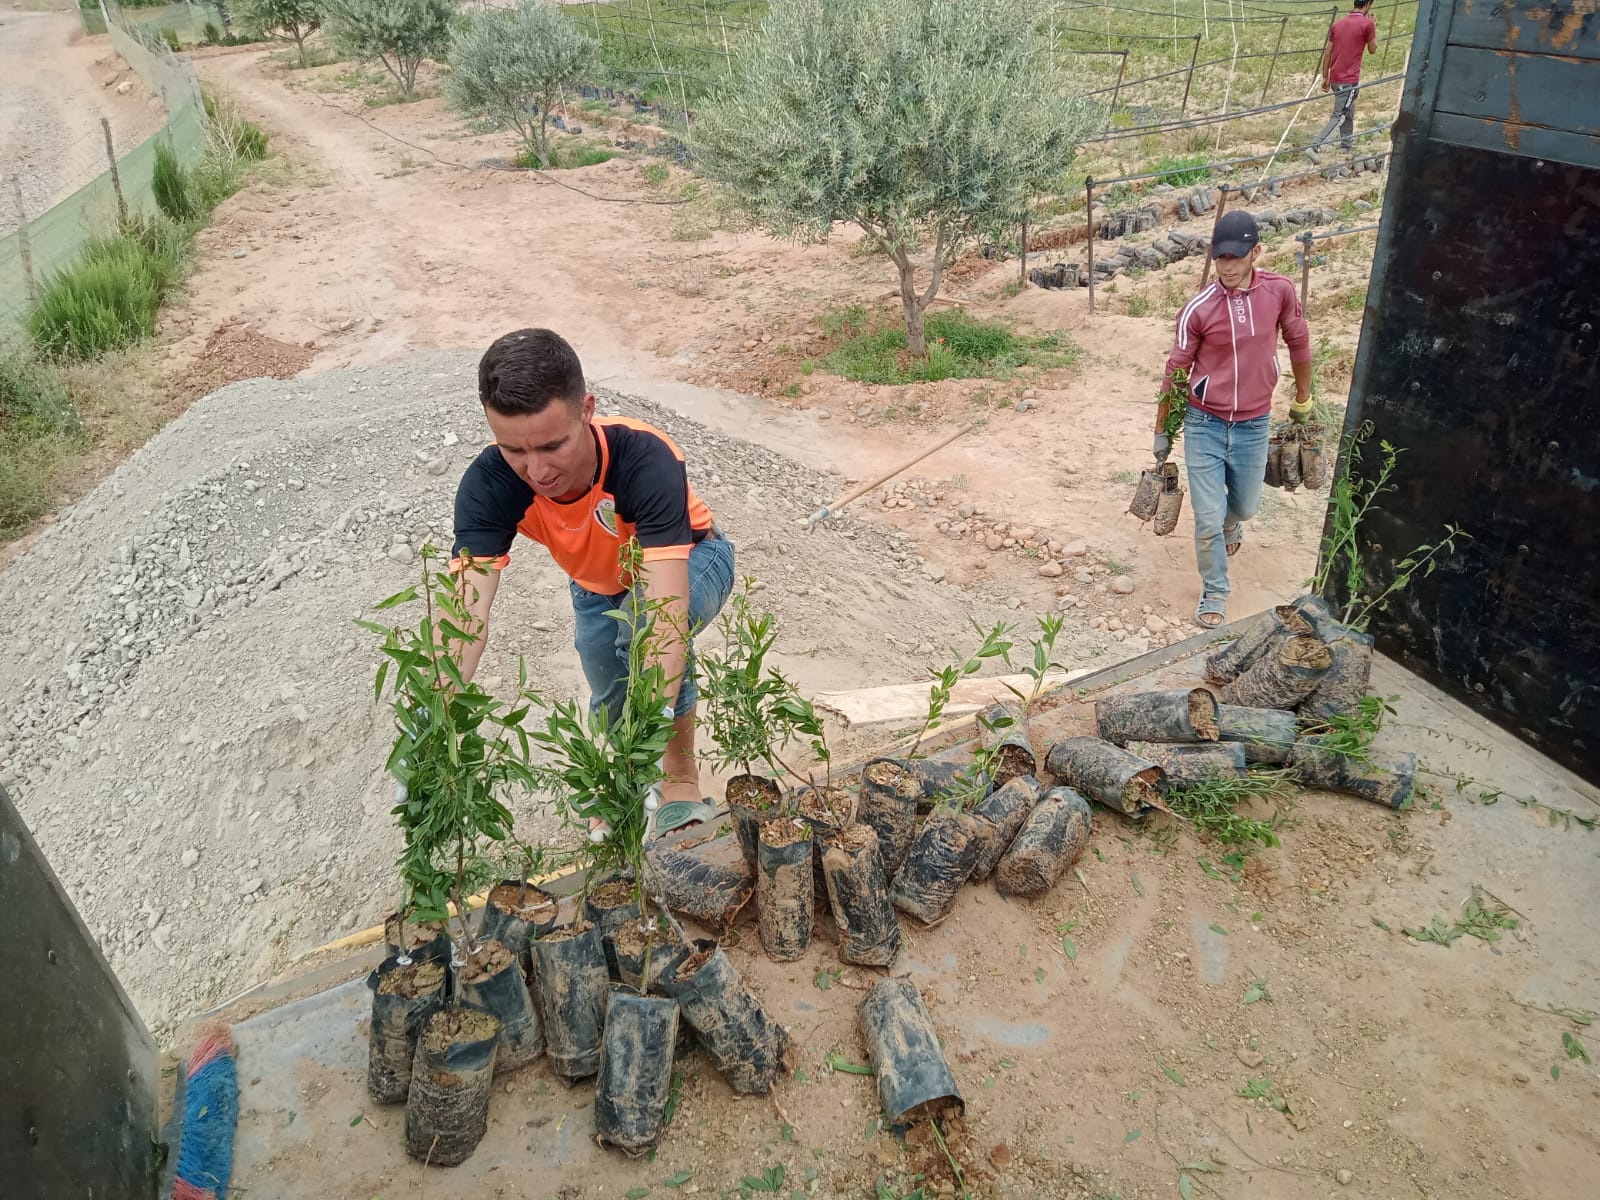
{"left": 452, "top": 416, "right": 715, "bottom": 595}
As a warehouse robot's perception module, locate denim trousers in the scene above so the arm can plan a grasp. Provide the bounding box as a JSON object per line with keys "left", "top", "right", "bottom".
{"left": 570, "top": 534, "right": 736, "bottom": 723}
{"left": 1184, "top": 408, "right": 1269, "bottom": 600}
{"left": 1310, "top": 83, "right": 1359, "bottom": 153}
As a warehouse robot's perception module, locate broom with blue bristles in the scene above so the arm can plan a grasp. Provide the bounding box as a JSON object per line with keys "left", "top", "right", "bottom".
{"left": 171, "top": 1024, "right": 239, "bottom": 1200}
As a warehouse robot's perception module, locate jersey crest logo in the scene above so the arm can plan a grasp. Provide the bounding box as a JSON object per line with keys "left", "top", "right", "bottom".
{"left": 594, "top": 497, "right": 619, "bottom": 537}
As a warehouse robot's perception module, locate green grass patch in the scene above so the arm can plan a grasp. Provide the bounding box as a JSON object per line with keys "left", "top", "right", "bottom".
{"left": 1150, "top": 153, "right": 1210, "bottom": 187}
{"left": 0, "top": 353, "right": 87, "bottom": 536}
{"left": 152, "top": 140, "right": 197, "bottom": 222}
{"left": 28, "top": 231, "right": 181, "bottom": 362}
{"left": 823, "top": 308, "right": 1078, "bottom": 386}
{"left": 515, "top": 142, "right": 619, "bottom": 170}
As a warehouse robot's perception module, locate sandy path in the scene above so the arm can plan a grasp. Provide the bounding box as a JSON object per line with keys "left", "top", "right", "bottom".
{"left": 0, "top": 10, "right": 163, "bottom": 224}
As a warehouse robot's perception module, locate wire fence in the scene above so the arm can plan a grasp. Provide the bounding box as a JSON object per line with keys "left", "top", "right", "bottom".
{"left": 0, "top": 5, "right": 209, "bottom": 342}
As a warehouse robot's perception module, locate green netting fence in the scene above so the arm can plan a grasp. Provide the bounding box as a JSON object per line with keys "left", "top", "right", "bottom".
{"left": 0, "top": 10, "right": 208, "bottom": 345}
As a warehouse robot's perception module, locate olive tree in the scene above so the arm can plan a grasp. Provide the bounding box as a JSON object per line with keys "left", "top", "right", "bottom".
{"left": 237, "top": 0, "right": 322, "bottom": 67}
{"left": 446, "top": 2, "right": 599, "bottom": 168}
{"left": 693, "top": 0, "right": 1099, "bottom": 356}
{"left": 323, "top": 0, "right": 452, "bottom": 98}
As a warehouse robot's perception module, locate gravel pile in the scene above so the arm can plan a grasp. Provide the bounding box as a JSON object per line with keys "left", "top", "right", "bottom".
{"left": 0, "top": 351, "right": 1120, "bottom": 1038}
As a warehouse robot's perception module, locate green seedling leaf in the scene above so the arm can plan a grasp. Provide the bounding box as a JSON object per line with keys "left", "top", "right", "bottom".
{"left": 1242, "top": 978, "right": 1268, "bottom": 1005}
{"left": 1251, "top": 911, "right": 1263, "bottom": 923}
{"left": 1209, "top": 923, "right": 1228, "bottom": 935}
{"left": 1131, "top": 873, "right": 1146, "bottom": 897}
{"left": 1062, "top": 935, "right": 1078, "bottom": 961}
{"left": 1057, "top": 919, "right": 1079, "bottom": 933}
{"left": 1035, "top": 967, "right": 1046, "bottom": 984}
{"left": 626, "top": 1189, "right": 651, "bottom": 1199}
{"left": 1562, "top": 1032, "right": 1591, "bottom": 1064}
{"left": 349, "top": 1114, "right": 363, "bottom": 1127}
{"left": 1125, "top": 1127, "right": 1143, "bottom": 1143}
{"left": 1551, "top": 1064, "right": 1561, "bottom": 1080}
{"left": 1238, "top": 1078, "right": 1271, "bottom": 1099}
{"left": 813, "top": 967, "right": 834, "bottom": 991}
{"left": 287, "top": 1110, "right": 296, "bottom": 1124}
{"left": 663, "top": 1172, "right": 693, "bottom": 1188}
{"left": 782, "top": 1123, "right": 796, "bottom": 1142}
{"left": 1372, "top": 917, "right": 1391, "bottom": 931}
{"left": 1198, "top": 858, "right": 1224, "bottom": 881}
{"left": 1159, "top": 1059, "right": 1187, "bottom": 1086}
{"left": 1178, "top": 1174, "right": 1194, "bottom": 1200}
{"left": 793, "top": 1067, "right": 811, "bottom": 1084}
{"left": 998, "top": 1058, "right": 1016, "bottom": 1070}
{"left": 1019, "top": 944, "right": 1028, "bottom": 959}
{"left": 1181, "top": 1161, "right": 1223, "bottom": 1173}
{"left": 1094, "top": 846, "right": 1108, "bottom": 863}
{"left": 826, "top": 1052, "right": 875, "bottom": 1076}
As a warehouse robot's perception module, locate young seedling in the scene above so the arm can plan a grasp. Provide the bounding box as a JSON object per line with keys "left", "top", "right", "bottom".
{"left": 361, "top": 548, "right": 540, "bottom": 970}
{"left": 907, "top": 620, "right": 1014, "bottom": 759}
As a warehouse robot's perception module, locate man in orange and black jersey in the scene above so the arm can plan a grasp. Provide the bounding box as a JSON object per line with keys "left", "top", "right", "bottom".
{"left": 450, "top": 329, "right": 736, "bottom": 825}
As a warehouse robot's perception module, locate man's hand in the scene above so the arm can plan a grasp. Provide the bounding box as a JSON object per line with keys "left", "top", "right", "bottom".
{"left": 1289, "top": 394, "right": 1315, "bottom": 424}
{"left": 1152, "top": 432, "right": 1172, "bottom": 465}
{"left": 1320, "top": 75, "right": 1330, "bottom": 92}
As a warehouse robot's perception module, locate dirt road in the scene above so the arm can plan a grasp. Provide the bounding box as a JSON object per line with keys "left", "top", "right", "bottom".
{"left": 0, "top": 7, "right": 162, "bottom": 225}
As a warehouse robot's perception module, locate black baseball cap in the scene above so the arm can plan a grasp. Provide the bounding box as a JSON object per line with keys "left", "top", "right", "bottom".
{"left": 1212, "top": 210, "right": 1260, "bottom": 258}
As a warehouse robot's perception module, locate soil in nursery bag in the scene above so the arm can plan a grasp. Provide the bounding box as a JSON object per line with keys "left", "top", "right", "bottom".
{"left": 1291, "top": 594, "right": 1376, "bottom": 720}
{"left": 645, "top": 843, "right": 755, "bottom": 933}
{"left": 457, "top": 939, "right": 544, "bottom": 1072}
{"left": 727, "top": 773, "right": 783, "bottom": 867}
{"left": 477, "top": 881, "right": 559, "bottom": 964}
{"left": 1292, "top": 736, "right": 1418, "bottom": 809}
{"left": 594, "top": 992, "right": 680, "bottom": 1157}
{"left": 1129, "top": 462, "right": 1177, "bottom": 522}
{"left": 1221, "top": 634, "right": 1333, "bottom": 709}
{"left": 996, "top": 786, "right": 1094, "bottom": 897}
{"left": 977, "top": 699, "right": 1036, "bottom": 787}
{"left": 659, "top": 938, "right": 792, "bottom": 1093}
{"left": 404, "top": 1004, "right": 500, "bottom": 1167}
{"left": 383, "top": 913, "right": 450, "bottom": 964}
{"left": 1127, "top": 740, "right": 1249, "bottom": 786}
{"left": 968, "top": 774, "right": 1043, "bottom": 882}
{"left": 529, "top": 925, "right": 611, "bottom": 1083}
{"left": 611, "top": 916, "right": 685, "bottom": 992}
{"left": 1095, "top": 687, "right": 1219, "bottom": 745}
{"left": 584, "top": 879, "right": 643, "bottom": 982}
{"left": 821, "top": 824, "right": 901, "bottom": 966}
{"left": 859, "top": 757, "right": 922, "bottom": 875}
{"left": 1264, "top": 434, "right": 1286, "bottom": 488}
{"left": 757, "top": 818, "right": 814, "bottom": 961}
{"left": 1299, "top": 427, "right": 1328, "bottom": 489}
{"left": 367, "top": 956, "right": 446, "bottom": 1104}
{"left": 859, "top": 977, "right": 964, "bottom": 1130}
{"left": 1279, "top": 425, "right": 1304, "bottom": 489}
{"left": 890, "top": 807, "right": 983, "bottom": 925}
{"left": 1215, "top": 704, "right": 1299, "bottom": 764}
{"left": 1044, "top": 736, "right": 1166, "bottom": 817}
{"left": 795, "top": 784, "right": 854, "bottom": 912}
{"left": 1152, "top": 467, "right": 1185, "bottom": 536}
{"left": 1204, "top": 605, "right": 1314, "bottom": 686}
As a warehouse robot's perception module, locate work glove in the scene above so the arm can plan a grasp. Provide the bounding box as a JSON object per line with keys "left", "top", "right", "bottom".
{"left": 1288, "top": 398, "right": 1315, "bottom": 424}
{"left": 1152, "top": 433, "right": 1171, "bottom": 465}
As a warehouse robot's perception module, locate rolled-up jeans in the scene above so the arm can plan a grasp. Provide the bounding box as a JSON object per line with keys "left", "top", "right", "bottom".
{"left": 570, "top": 533, "right": 736, "bottom": 723}
{"left": 1183, "top": 408, "right": 1269, "bottom": 600}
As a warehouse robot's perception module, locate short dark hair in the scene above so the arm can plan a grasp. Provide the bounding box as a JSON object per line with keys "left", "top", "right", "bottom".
{"left": 478, "top": 329, "right": 586, "bottom": 415}
{"left": 1354, "top": 0, "right": 1371, "bottom": 7}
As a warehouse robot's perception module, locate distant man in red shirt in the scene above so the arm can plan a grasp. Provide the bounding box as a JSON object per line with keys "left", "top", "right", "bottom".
{"left": 1307, "top": 0, "right": 1378, "bottom": 162}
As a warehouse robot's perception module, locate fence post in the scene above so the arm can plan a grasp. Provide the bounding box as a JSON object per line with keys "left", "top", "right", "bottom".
{"left": 12, "top": 176, "right": 36, "bottom": 306}
{"left": 100, "top": 118, "right": 127, "bottom": 224}
{"left": 1259, "top": 17, "right": 1289, "bottom": 105}
{"left": 1197, "top": 184, "right": 1231, "bottom": 289}
{"left": 1104, "top": 51, "right": 1129, "bottom": 135}
{"left": 1180, "top": 34, "right": 1201, "bottom": 115}
{"left": 1019, "top": 209, "right": 1028, "bottom": 288}
{"left": 1085, "top": 177, "right": 1097, "bottom": 314}
{"left": 1380, "top": 0, "right": 1401, "bottom": 72}
{"left": 1299, "top": 231, "right": 1314, "bottom": 306}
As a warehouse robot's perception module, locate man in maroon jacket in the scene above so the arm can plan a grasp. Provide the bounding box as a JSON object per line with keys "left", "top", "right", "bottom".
{"left": 1153, "top": 211, "right": 1314, "bottom": 628}
{"left": 1308, "top": 0, "right": 1379, "bottom": 162}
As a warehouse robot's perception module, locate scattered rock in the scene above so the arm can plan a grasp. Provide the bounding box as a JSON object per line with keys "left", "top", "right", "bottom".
{"left": 115, "top": 80, "right": 133, "bottom": 95}
{"left": 1145, "top": 614, "right": 1167, "bottom": 633}
{"left": 957, "top": 503, "right": 975, "bottom": 519}
{"left": 1336, "top": 1169, "right": 1354, "bottom": 1186}
{"left": 1111, "top": 576, "right": 1135, "bottom": 595}
{"left": 984, "top": 533, "right": 1004, "bottom": 552}
{"left": 923, "top": 564, "right": 947, "bottom": 583}
{"left": 1236, "top": 1048, "right": 1264, "bottom": 1068}
{"left": 233, "top": 249, "right": 247, "bottom": 259}
{"left": 1039, "top": 562, "right": 1063, "bottom": 578}
{"left": 181, "top": 848, "right": 200, "bottom": 869}
{"left": 240, "top": 878, "right": 264, "bottom": 897}
{"left": 1062, "top": 542, "right": 1088, "bottom": 557}
{"left": 386, "top": 543, "right": 413, "bottom": 564}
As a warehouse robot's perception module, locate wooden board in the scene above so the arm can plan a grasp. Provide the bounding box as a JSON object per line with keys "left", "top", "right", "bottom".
{"left": 814, "top": 669, "right": 1091, "bottom": 730}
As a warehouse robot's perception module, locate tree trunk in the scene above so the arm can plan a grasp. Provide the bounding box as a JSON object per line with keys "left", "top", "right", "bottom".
{"left": 897, "top": 257, "right": 927, "bottom": 357}
{"left": 292, "top": 27, "right": 306, "bottom": 68}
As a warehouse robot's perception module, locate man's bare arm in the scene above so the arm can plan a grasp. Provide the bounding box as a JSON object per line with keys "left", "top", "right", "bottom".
{"left": 639, "top": 557, "right": 691, "bottom": 709}
{"left": 456, "top": 566, "right": 502, "bottom": 685}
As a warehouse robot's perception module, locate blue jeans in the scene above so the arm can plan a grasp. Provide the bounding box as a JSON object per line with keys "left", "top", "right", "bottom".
{"left": 1184, "top": 408, "right": 1269, "bottom": 600}
{"left": 570, "top": 535, "right": 736, "bottom": 723}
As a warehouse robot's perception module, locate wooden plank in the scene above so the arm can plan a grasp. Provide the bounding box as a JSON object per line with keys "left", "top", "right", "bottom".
{"left": 1430, "top": 110, "right": 1600, "bottom": 170}
{"left": 1437, "top": 44, "right": 1600, "bottom": 138}
{"left": 814, "top": 669, "right": 1091, "bottom": 730}
{"left": 1447, "top": 0, "right": 1600, "bottom": 61}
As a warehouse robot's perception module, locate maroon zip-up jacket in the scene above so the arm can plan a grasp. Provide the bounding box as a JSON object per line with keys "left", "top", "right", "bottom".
{"left": 1162, "top": 270, "right": 1312, "bottom": 422}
